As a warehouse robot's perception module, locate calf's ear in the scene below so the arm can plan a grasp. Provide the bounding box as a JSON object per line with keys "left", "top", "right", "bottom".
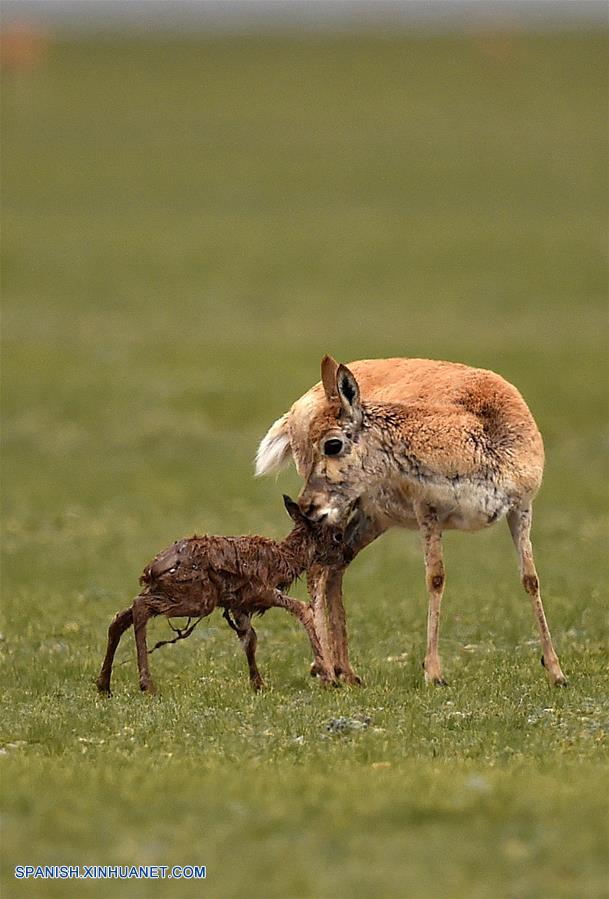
{"left": 283, "top": 494, "right": 302, "bottom": 522}
{"left": 337, "top": 364, "right": 363, "bottom": 429}
{"left": 321, "top": 354, "right": 339, "bottom": 401}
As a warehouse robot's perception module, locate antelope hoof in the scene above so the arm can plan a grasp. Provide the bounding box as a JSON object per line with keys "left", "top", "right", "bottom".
{"left": 140, "top": 680, "right": 156, "bottom": 695}
{"left": 251, "top": 676, "right": 266, "bottom": 691}
{"left": 541, "top": 656, "right": 567, "bottom": 686}
{"left": 320, "top": 670, "right": 340, "bottom": 688}
{"left": 424, "top": 669, "right": 448, "bottom": 687}
{"left": 310, "top": 661, "right": 322, "bottom": 678}
{"left": 549, "top": 670, "right": 568, "bottom": 687}
{"left": 338, "top": 670, "right": 363, "bottom": 686}
{"left": 96, "top": 681, "right": 112, "bottom": 697}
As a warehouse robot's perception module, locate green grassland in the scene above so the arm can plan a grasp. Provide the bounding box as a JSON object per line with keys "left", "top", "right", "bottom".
{"left": 2, "top": 32, "right": 608, "bottom": 898}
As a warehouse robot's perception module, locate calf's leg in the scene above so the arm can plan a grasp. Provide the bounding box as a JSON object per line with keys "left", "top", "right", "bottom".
{"left": 97, "top": 606, "right": 133, "bottom": 695}
{"left": 132, "top": 594, "right": 156, "bottom": 693}
{"left": 272, "top": 590, "right": 337, "bottom": 685}
{"left": 225, "top": 609, "right": 265, "bottom": 690}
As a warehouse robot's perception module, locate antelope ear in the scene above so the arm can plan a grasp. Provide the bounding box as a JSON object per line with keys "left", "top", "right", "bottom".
{"left": 321, "top": 354, "right": 339, "bottom": 401}
{"left": 337, "top": 364, "right": 363, "bottom": 428}
{"left": 283, "top": 494, "right": 302, "bottom": 522}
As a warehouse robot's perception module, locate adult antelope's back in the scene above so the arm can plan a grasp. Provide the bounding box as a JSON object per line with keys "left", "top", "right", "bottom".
{"left": 256, "top": 356, "right": 566, "bottom": 687}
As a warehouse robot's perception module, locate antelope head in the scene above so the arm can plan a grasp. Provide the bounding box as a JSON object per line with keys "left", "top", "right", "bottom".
{"left": 298, "top": 355, "right": 384, "bottom": 525}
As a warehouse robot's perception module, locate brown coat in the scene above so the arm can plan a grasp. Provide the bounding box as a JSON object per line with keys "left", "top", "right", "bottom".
{"left": 255, "top": 356, "right": 566, "bottom": 688}
{"left": 97, "top": 497, "right": 345, "bottom": 695}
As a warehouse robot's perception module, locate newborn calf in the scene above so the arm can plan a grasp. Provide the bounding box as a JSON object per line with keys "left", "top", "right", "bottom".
{"left": 97, "top": 496, "right": 346, "bottom": 694}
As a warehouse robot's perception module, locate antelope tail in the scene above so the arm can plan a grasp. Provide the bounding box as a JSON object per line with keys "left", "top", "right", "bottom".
{"left": 255, "top": 413, "right": 292, "bottom": 476}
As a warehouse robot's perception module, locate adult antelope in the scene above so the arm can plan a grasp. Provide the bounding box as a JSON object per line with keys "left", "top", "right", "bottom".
{"left": 255, "top": 355, "right": 566, "bottom": 687}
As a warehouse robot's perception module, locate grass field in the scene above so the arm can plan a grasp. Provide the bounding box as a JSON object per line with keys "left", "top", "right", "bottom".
{"left": 2, "top": 32, "right": 608, "bottom": 898}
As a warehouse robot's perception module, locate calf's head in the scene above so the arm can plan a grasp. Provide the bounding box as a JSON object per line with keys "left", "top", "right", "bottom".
{"left": 298, "top": 356, "right": 380, "bottom": 525}
{"left": 283, "top": 494, "right": 350, "bottom": 566}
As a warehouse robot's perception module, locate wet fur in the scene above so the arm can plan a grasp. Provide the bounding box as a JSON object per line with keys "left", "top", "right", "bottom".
{"left": 97, "top": 502, "right": 344, "bottom": 695}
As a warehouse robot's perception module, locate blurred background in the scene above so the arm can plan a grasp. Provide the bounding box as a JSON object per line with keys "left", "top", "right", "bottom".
{"left": 1, "top": 3, "right": 608, "bottom": 894}
{"left": 3, "top": 0, "right": 606, "bottom": 543}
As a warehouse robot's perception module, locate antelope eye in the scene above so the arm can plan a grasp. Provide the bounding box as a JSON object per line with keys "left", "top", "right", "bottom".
{"left": 332, "top": 532, "right": 343, "bottom": 545}
{"left": 324, "top": 438, "right": 343, "bottom": 456}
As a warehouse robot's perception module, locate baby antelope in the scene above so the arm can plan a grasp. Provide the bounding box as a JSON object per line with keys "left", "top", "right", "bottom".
{"left": 96, "top": 496, "right": 347, "bottom": 695}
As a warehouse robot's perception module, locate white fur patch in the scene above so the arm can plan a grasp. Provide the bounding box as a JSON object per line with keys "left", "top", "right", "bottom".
{"left": 255, "top": 413, "right": 292, "bottom": 476}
